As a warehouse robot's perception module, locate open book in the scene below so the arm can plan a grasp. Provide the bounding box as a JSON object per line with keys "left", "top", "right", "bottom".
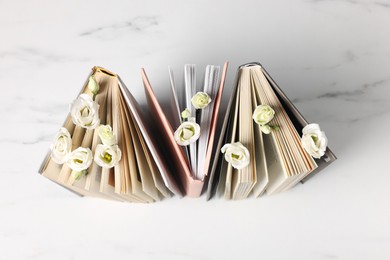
{"left": 141, "top": 62, "right": 228, "bottom": 197}
{"left": 206, "top": 63, "right": 336, "bottom": 200}
{"left": 39, "top": 66, "right": 183, "bottom": 203}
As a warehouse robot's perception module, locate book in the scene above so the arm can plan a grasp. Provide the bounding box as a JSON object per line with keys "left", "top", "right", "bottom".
{"left": 206, "top": 62, "right": 336, "bottom": 200}
{"left": 141, "top": 62, "right": 228, "bottom": 197}
{"left": 38, "top": 66, "right": 183, "bottom": 203}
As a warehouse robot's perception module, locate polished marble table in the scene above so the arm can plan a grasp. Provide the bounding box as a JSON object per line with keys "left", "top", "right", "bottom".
{"left": 1, "top": 0, "right": 389, "bottom": 259}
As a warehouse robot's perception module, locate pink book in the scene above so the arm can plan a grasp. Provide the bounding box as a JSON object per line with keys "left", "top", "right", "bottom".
{"left": 141, "top": 62, "right": 228, "bottom": 197}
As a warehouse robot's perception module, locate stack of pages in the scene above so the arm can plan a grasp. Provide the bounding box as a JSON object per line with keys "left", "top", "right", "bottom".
{"left": 39, "top": 62, "right": 336, "bottom": 202}
{"left": 206, "top": 63, "right": 336, "bottom": 200}
{"left": 39, "top": 67, "right": 179, "bottom": 202}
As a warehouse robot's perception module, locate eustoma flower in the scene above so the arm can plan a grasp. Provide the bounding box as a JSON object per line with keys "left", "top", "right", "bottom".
{"left": 174, "top": 117, "right": 201, "bottom": 146}
{"left": 50, "top": 127, "right": 72, "bottom": 164}
{"left": 66, "top": 147, "right": 93, "bottom": 172}
{"left": 301, "top": 123, "right": 328, "bottom": 159}
{"left": 252, "top": 104, "right": 275, "bottom": 126}
{"left": 221, "top": 142, "right": 250, "bottom": 170}
{"left": 70, "top": 94, "right": 100, "bottom": 129}
{"left": 94, "top": 144, "right": 122, "bottom": 168}
{"left": 191, "top": 92, "right": 211, "bottom": 109}
{"left": 97, "top": 125, "right": 117, "bottom": 146}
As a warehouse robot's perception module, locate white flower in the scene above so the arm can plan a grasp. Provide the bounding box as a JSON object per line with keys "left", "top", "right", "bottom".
{"left": 253, "top": 105, "right": 275, "bottom": 125}
{"left": 50, "top": 127, "right": 72, "bottom": 164}
{"left": 260, "top": 125, "right": 272, "bottom": 134}
{"left": 191, "top": 92, "right": 211, "bottom": 109}
{"left": 221, "top": 142, "right": 250, "bottom": 170}
{"left": 98, "top": 125, "right": 117, "bottom": 146}
{"left": 70, "top": 94, "right": 100, "bottom": 129}
{"left": 174, "top": 118, "right": 200, "bottom": 146}
{"left": 66, "top": 147, "right": 93, "bottom": 172}
{"left": 87, "top": 75, "right": 100, "bottom": 95}
{"left": 94, "top": 144, "right": 122, "bottom": 169}
{"left": 181, "top": 108, "right": 191, "bottom": 119}
{"left": 301, "top": 123, "right": 328, "bottom": 159}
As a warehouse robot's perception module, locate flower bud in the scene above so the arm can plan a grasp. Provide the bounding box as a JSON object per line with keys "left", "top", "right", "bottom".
{"left": 181, "top": 108, "right": 191, "bottom": 119}
{"left": 88, "top": 75, "right": 100, "bottom": 95}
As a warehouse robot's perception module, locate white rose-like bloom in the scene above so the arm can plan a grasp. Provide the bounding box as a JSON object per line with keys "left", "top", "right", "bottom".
{"left": 50, "top": 127, "right": 72, "bottom": 164}
{"left": 66, "top": 147, "right": 93, "bottom": 172}
{"left": 191, "top": 92, "right": 211, "bottom": 109}
{"left": 221, "top": 142, "right": 250, "bottom": 170}
{"left": 94, "top": 144, "right": 122, "bottom": 169}
{"left": 252, "top": 105, "right": 275, "bottom": 125}
{"left": 301, "top": 123, "right": 328, "bottom": 159}
{"left": 70, "top": 94, "right": 100, "bottom": 129}
{"left": 174, "top": 118, "right": 201, "bottom": 146}
{"left": 98, "top": 125, "right": 117, "bottom": 146}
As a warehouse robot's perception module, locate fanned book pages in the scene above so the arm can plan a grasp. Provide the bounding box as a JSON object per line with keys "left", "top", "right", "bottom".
{"left": 141, "top": 62, "right": 228, "bottom": 197}
{"left": 206, "top": 63, "right": 336, "bottom": 200}
{"left": 38, "top": 66, "right": 182, "bottom": 203}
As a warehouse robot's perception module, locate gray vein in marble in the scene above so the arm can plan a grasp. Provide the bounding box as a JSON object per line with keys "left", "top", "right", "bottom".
{"left": 79, "top": 16, "right": 159, "bottom": 37}
{"left": 317, "top": 79, "right": 386, "bottom": 99}
{"left": 0, "top": 48, "right": 90, "bottom": 66}
{"left": 23, "top": 135, "right": 52, "bottom": 145}
{"left": 308, "top": 0, "right": 390, "bottom": 13}
{"left": 0, "top": 100, "right": 68, "bottom": 115}
{"left": 304, "top": 50, "right": 358, "bottom": 71}
{"left": 34, "top": 118, "right": 63, "bottom": 126}
{"left": 0, "top": 135, "right": 51, "bottom": 146}
{"left": 292, "top": 79, "right": 388, "bottom": 103}
{"left": 290, "top": 78, "right": 390, "bottom": 124}
{"left": 375, "top": 2, "right": 390, "bottom": 8}
{"left": 347, "top": 109, "right": 390, "bottom": 123}
{"left": 309, "top": 0, "right": 390, "bottom": 16}
{"left": 28, "top": 103, "right": 70, "bottom": 114}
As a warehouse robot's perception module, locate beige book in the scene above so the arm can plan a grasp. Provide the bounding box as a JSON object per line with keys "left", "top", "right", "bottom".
{"left": 39, "top": 66, "right": 172, "bottom": 203}
{"left": 235, "top": 68, "right": 257, "bottom": 199}
{"left": 250, "top": 65, "right": 317, "bottom": 194}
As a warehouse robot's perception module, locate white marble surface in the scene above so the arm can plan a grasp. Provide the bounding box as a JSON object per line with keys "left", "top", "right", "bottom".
{"left": 1, "top": 0, "right": 389, "bottom": 259}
